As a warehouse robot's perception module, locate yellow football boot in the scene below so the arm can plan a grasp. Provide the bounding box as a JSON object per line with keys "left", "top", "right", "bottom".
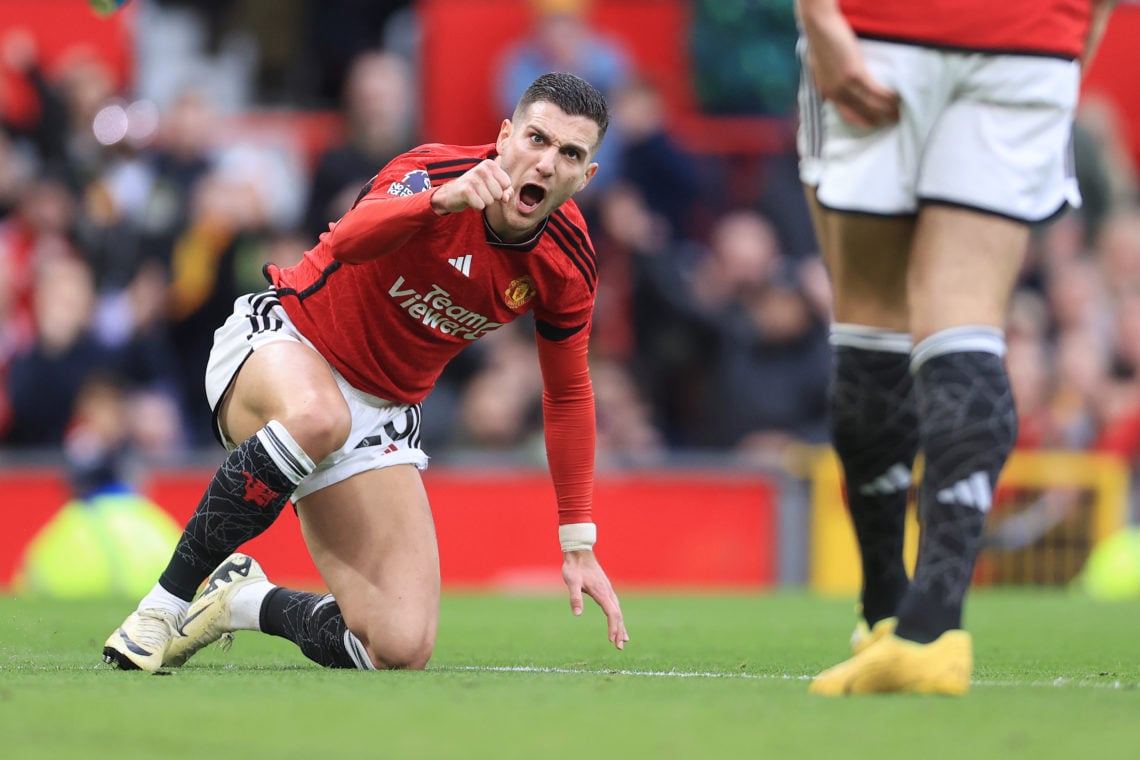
{"left": 850, "top": 616, "right": 897, "bottom": 655}
{"left": 810, "top": 630, "right": 972, "bottom": 696}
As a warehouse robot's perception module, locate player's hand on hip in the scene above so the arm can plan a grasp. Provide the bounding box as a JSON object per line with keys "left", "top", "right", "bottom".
{"left": 431, "top": 159, "right": 513, "bottom": 214}
{"left": 562, "top": 550, "right": 630, "bottom": 651}
{"left": 802, "top": 4, "right": 899, "bottom": 127}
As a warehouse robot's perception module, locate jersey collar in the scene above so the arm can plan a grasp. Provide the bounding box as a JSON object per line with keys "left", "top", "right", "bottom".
{"left": 482, "top": 212, "right": 548, "bottom": 252}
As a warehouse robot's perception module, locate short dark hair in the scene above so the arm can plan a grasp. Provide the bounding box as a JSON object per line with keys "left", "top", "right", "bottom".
{"left": 514, "top": 72, "right": 610, "bottom": 148}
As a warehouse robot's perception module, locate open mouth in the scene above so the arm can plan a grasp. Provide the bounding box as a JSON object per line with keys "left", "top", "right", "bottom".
{"left": 517, "top": 183, "right": 546, "bottom": 213}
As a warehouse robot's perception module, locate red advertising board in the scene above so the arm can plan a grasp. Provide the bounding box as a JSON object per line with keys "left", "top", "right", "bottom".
{"left": 1, "top": 467, "right": 778, "bottom": 592}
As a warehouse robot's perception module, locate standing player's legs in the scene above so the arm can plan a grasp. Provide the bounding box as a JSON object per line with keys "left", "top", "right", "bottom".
{"left": 812, "top": 205, "right": 920, "bottom": 632}
{"left": 811, "top": 206, "right": 1026, "bottom": 696}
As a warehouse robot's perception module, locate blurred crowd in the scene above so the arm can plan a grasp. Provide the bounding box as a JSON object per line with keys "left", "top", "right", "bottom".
{"left": 0, "top": 0, "right": 1138, "bottom": 494}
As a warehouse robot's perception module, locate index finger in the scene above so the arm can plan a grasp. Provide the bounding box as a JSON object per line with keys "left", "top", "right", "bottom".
{"left": 588, "top": 586, "right": 629, "bottom": 650}
{"left": 487, "top": 161, "right": 514, "bottom": 203}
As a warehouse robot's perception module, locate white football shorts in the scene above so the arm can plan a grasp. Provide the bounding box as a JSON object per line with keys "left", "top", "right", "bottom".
{"left": 808, "top": 38, "right": 1081, "bottom": 221}
{"left": 796, "top": 37, "right": 825, "bottom": 188}
{"left": 205, "top": 289, "right": 429, "bottom": 502}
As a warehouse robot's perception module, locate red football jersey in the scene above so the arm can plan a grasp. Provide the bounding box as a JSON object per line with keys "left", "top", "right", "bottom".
{"left": 840, "top": 0, "right": 1091, "bottom": 59}
{"left": 267, "top": 143, "right": 597, "bottom": 405}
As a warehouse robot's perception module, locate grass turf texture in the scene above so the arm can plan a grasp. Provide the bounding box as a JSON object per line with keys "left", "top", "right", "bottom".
{"left": 1, "top": 590, "right": 1137, "bottom": 759}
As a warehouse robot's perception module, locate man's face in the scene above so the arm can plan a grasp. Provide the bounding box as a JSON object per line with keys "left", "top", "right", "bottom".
{"left": 491, "top": 100, "right": 600, "bottom": 239}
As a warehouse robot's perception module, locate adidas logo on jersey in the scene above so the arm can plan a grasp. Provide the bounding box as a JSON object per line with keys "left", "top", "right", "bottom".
{"left": 935, "top": 471, "right": 992, "bottom": 512}
{"left": 448, "top": 254, "right": 472, "bottom": 277}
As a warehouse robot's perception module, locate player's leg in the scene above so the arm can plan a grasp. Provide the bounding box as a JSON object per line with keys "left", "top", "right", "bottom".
{"left": 282, "top": 464, "right": 440, "bottom": 669}
{"left": 811, "top": 208, "right": 1024, "bottom": 696}
{"left": 104, "top": 295, "right": 351, "bottom": 671}
{"left": 170, "top": 464, "right": 440, "bottom": 670}
{"left": 884, "top": 49, "right": 1076, "bottom": 649}
{"left": 154, "top": 341, "right": 350, "bottom": 603}
{"left": 801, "top": 38, "right": 934, "bottom": 635}
{"left": 816, "top": 207, "right": 920, "bottom": 630}
{"left": 894, "top": 205, "right": 1027, "bottom": 642}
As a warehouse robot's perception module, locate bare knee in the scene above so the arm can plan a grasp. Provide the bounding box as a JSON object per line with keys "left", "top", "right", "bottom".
{"left": 356, "top": 625, "right": 436, "bottom": 670}
{"left": 279, "top": 400, "right": 351, "bottom": 462}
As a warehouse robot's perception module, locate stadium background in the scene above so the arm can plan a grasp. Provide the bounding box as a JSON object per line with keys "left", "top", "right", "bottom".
{"left": 2, "top": 0, "right": 1139, "bottom": 596}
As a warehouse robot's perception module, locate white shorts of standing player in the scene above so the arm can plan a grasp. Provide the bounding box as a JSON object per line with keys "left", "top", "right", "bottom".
{"left": 801, "top": 38, "right": 1082, "bottom": 222}
{"left": 796, "top": 36, "right": 827, "bottom": 189}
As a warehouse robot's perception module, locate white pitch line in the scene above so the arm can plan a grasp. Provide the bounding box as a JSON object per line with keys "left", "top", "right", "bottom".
{"left": 439, "top": 665, "right": 1138, "bottom": 690}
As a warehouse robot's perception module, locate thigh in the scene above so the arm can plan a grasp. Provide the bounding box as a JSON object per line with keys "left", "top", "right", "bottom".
{"left": 908, "top": 205, "right": 1029, "bottom": 342}
{"left": 822, "top": 209, "right": 915, "bottom": 331}
{"left": 208, "top": 291, "right": 350, "bottom": 452}
{"left": 218, "top": 340, "right": 348, "bottom": 448}
{"left": 295, "top": 464, "right": 440, "bottom": 659}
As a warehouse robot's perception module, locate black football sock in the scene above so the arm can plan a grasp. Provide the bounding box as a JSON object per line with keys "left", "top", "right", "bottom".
{"left": 260, "top": 588, "right": 375, "bottom": 670}
{"left": 829, "top": 325, "right": 918, "bottom": 626}
{"left": 158, "top": 421, "right": 315, "bottom": 601}
{"left": 895, "top": 328, "right": 1017, "bottom": 644}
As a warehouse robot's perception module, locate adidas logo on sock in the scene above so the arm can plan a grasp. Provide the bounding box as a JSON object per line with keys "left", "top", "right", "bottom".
{"left": 936, "top": 471, "right": 992, "bottom": 512}
{"left": 859, "top": 463, "right": 913, "bottom": 496}
{"left": 448, "top": 254, "right": 472, "bottom": 277}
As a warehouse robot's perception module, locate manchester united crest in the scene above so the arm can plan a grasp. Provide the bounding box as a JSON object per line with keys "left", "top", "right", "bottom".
{"left": 503, "top": 276, "right": 537, "bottom": 311}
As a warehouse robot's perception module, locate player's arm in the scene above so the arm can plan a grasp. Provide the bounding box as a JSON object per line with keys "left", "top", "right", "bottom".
{"left": 535, "top": 328, "right": 629, "bottom": 651}
{"left": 330, "top": 159, "right": 514, "bottom": 264}
{"left": 796, "top": 0, "right": 899, "bottom": 127}
{"left": 1083, "top": 0, "right": 1118, "bottom": 72}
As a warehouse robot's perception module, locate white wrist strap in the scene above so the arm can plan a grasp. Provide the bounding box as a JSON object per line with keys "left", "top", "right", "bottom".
{"left": 559, "top": 522, "right": 597, "bottom": 553}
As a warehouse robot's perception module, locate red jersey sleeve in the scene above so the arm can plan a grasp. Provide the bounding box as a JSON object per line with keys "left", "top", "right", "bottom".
{"left": 324, "top": 145, "right": 494, "bottom": 264}
{"left": 536, "top": 326, "right": 595, "bottom": 526}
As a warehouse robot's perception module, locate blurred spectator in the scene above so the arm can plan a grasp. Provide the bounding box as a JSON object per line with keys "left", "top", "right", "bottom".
{"left": 590, "top": 183, "right": 713, "bottom": 445}
{"left": 0, "top": 174, "right": 80, "bottom": 359}
{"left": 591, "top": 356, "right": 665, "bottom": 467}
{"left": 303, "top": 50, "right": 417, "bottom": 242}
{"left": 129, "top": 88, "right": 218, "bottom": 264}
{"left": 1044, "top": 255, "right": 1113, "bottom": 340}
{"left": 1076, "top": 95, "right": 1139, "bottom": 238}
{"left": 63, "top": 371, "right": 136, "bottom": 498}
{"left": 1006, "top": 329, "right": 1055, "bottom": 449}
{"left": 687, "top": 211, "right": 831, "bottom": 453}
{"left": 164, "top": 166, "right": 278, "bottom": 445}
{"left": 297, "top": 0, "right": 416, "bottom": 107}
{"left": 0, "top": 126, "right": 38, "bottom": 219}
{"left": 495, "top": 0, "right": 632, "bottom": 197}
{"left": 1, "top": 29, "right": 66, "bottom": 175}
{"left": 453, "top": 324, "right": 544, "bottom": 454}
{"left": 609, "top": 76, "right": 706, "bottom": 241}
{"left": 1054, "top": 327, "right": 1114, "bottom": 448}
{"left": 45, "top": 49, "right": 121, "bottom": 193}
{"left": 1098, "top": 209, "right": 1140, "bottom": 298}
{"left": 135, "top": 0, "right": 256, "bottom": 112}
{"left": 4, "top": 255, "right": 113, "bottom": 446}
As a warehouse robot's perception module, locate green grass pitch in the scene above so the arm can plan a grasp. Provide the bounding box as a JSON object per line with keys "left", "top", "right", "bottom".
{"left": 2, "top": 590, "right": 1138, "bottom": 759}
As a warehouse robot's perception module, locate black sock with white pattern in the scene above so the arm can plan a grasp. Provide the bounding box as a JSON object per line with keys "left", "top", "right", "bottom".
{"left": 829, "top": 325, "right": 918, "bottom": 626}
{"left": 260, "top": 588, "right": 375, "bottom": 669}
{"left": 158, "top": 421, "right": 315, "bottom": 601}
{"left": 895, "top": 328, "right": 1016, "bottom": 644}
